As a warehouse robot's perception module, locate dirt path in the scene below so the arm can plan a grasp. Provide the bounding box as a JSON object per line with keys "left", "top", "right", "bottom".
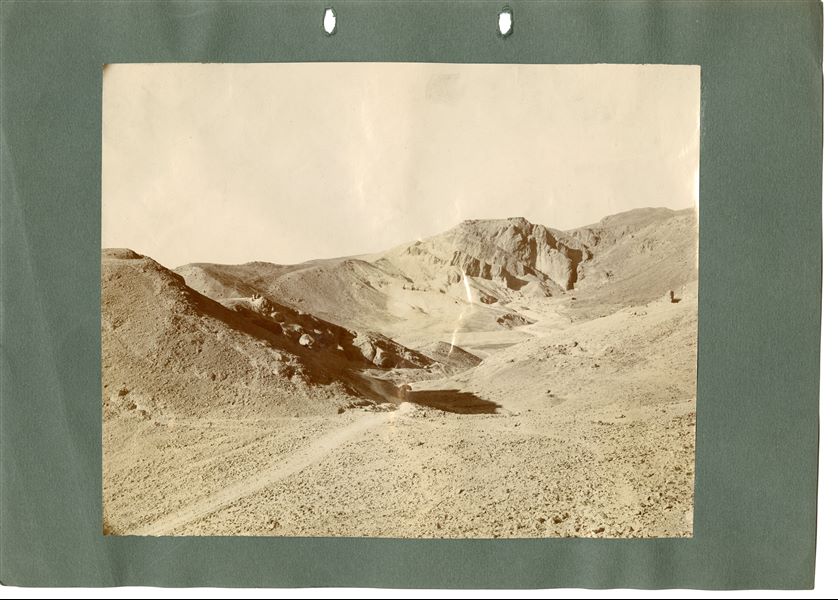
{"left": 133, "top": 411, "right": 394, "bottom": 536}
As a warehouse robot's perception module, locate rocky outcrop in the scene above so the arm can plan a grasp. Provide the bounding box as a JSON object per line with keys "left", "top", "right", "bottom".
{"left": 351, "top": 331, "right": 434, "bottom": 369}
{"left": 427, "top": 217, "right": 591, "bottom": 291}
{"left": 496, "top": 313, "right": 534, "bottom": 329}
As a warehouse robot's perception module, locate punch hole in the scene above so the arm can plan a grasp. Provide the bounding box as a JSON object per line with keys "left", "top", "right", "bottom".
{"left": 323, "top": 8, "right": 336, "bottom": 35}
{"left": 498, "top": 7, "right": 513, "bottom": 37}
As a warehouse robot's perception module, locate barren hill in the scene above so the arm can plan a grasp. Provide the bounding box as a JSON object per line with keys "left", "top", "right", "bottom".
{"left": 102, "top": 249, "right": 350, "bottom": 418}
{"left": 101, "top": 249, "right": 435, "bottom": 420}
{"left": 176, "top": 208, "right": 696, "bottom": 346}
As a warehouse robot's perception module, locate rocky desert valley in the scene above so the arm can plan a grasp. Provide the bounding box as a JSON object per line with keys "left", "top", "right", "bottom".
{"left": 102, "top": 207, "right": 698, "bottom": 538}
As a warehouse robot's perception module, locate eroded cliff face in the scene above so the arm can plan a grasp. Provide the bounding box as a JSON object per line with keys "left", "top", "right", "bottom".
{"left": 416, "top": 217, "right": 590, "bottom": 292}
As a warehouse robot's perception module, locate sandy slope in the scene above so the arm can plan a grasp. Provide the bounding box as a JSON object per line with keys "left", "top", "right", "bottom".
{"left": 104, "top": 207, "right": 698, "bottom": 537}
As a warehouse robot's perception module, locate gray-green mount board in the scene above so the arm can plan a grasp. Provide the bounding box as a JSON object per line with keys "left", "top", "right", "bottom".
{"left": 0, "top": 0, "right": 822, "bottom": 589}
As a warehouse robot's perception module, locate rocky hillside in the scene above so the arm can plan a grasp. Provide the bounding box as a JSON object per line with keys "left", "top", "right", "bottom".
{"left": 101, "top": 249, "right": 433, "bottom": 419}
{"left": 565, "top": 208, "right": 698, "bottom": 315}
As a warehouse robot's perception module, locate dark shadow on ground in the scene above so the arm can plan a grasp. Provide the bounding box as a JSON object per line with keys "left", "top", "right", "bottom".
{"left": 406, "top": 389, "right": 500, "bottom": 415}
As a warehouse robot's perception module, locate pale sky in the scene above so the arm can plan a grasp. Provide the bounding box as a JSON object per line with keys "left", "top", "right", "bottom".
{"left": 102, "top": 63, "right": 699, "bottom": 268}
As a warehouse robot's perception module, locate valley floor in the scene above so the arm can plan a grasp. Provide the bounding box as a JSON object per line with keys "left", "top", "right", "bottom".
{"left": 105, "top": 398, "right": 694, "bottom": 538}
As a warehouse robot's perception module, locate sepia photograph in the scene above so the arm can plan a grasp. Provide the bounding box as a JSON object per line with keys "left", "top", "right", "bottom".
{"left": 101, "top": 62, "right": 699, "bottom": 537}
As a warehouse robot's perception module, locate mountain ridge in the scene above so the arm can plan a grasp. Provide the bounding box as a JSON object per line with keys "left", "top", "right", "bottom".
{"left": 174, "top": 207, "right": 696, "bottom": 339}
